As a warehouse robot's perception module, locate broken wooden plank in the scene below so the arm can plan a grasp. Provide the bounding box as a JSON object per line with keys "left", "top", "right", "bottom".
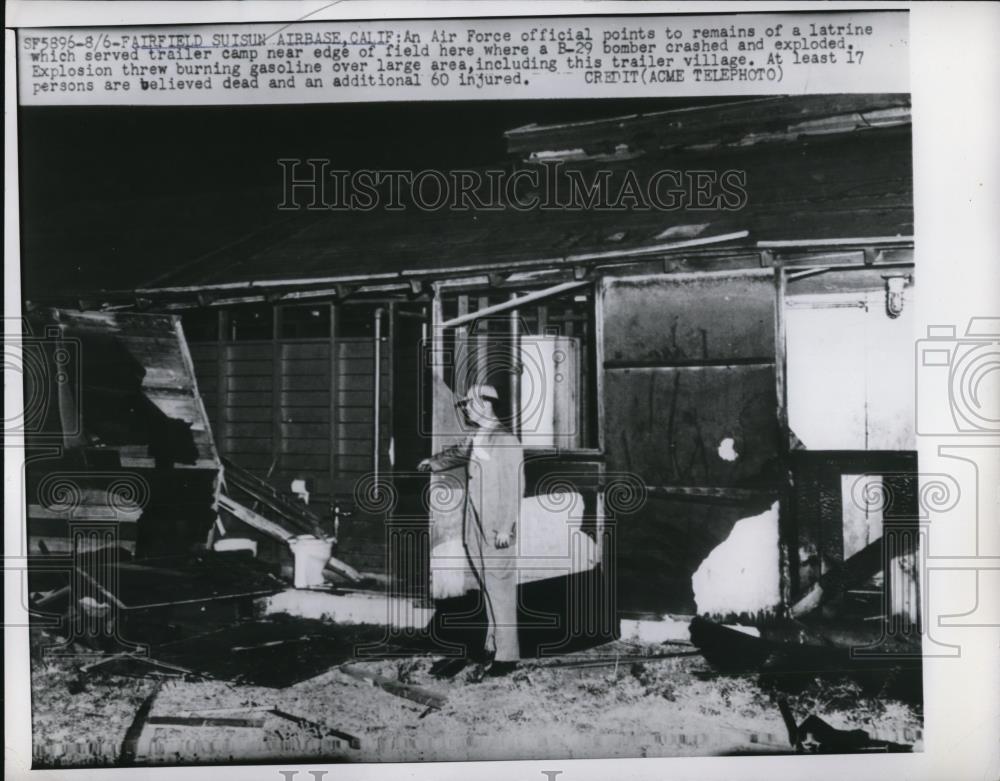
{"left": 82, "top": 653, "right": 203, "bottom": 679}
{"left": 338, "top": 664, "right": 447, "bottom": 710}
{"left": 538, "top": 651, "right": 702, "bottom": 670}
{"left": 218, "top": 494, "right": 294, "bottom": 542}
{"left": 222, "top": 457, "right": 324, "bottom": 537}
{"left": 147, "top": 715, "right": 265, "bottom": 729}
{"left": 790, "top": 537, "right": 885, "bottom": 618}
{"left": 118, "top": 686, "right": 160, "bottom": 765}
{"left": 219, "top": 495, "right": 362, "bottom": 586}
{"left": 269, "top": 707, "right": 362, "bottom": 750}
{"left": 323, "top": 556, "right": 362, "bottom": 583}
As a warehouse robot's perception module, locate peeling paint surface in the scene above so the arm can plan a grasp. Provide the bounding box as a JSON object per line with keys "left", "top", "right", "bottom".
{"left": 692, "top": 501, "right": 781, "bottom": 617}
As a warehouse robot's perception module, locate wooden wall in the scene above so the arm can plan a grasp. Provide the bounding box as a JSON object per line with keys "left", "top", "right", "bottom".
{"left": 24, "top": 308, "right": 220, "bottom": 557}
{"left": 187, "top": 310, "right": 391, "bottom": 571}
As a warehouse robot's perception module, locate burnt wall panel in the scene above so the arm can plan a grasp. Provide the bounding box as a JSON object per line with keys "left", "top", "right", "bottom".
{"left": 602, "top": 273, "right": 775, "bottom": 365}
{"left": 599, "top": 272, "right": 780, "bottom": 616}
{"left": 614, "top": 496, "right": 774, "bottom": 616}
{"left": 604, "top": 366, "right": 781, "bottom": 488}
{"left": 790, "top": 451, "right": 918, "bottom": 602}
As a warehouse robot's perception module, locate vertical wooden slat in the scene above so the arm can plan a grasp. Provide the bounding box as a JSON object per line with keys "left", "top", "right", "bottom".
{"left": 773, "top": 266, "right": 793, "bottom": 607}
{"left": 386, "top": 302, "right": 396, "bottom": 469}
{"left": 594, "top": 280, "right": 606, "bottom": 455}
{"left": 774, "top": 267, "right": 789, "bottom": 440}
{"left": 581, "top": 293, "right": 596, "bottom": 448}
{"left": 476, "top": 295, "right": 489, "bottom": 385}
{"left": 563, "top": 305, "right": 575, "bottom": 339}
{"left": 328, "top": 302, "right": 339, "bottom": 494}
{"left": 455, "top": 295, "right": 469, "bottom": 396}
{"left": 215, "top": 309, "right": 228, "bottom": 455}
{"left": 430, "top": 292, "right": 444, "bottom": 454}
{"left": 509, "top": 293, "right": 520, "bottom": 439}
{"left": 271, "top": 305, "right": 283, "bottom": 475}
{"left": 372, "top": 308, "right": 383, "bottom": 478}
{"left": 595, "top": 459, "right": 606, "bottom": 566}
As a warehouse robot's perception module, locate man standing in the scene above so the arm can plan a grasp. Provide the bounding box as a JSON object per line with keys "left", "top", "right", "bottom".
{"left": 418, "top": 383, "right": 523, "bottom": 675}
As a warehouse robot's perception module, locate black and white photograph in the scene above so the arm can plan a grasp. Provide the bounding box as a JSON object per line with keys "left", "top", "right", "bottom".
{"left": 4, "top": 3, "right": 999, "bottom": 779}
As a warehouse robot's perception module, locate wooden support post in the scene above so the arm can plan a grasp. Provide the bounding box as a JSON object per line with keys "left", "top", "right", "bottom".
{"left": 455, "top": 295, "right": 469, "bottom": 396}
{"left": 215, "top": 309, "right": 228, "bottom": 455}
{"left": 509, "top": 293, "right": 521, "bottom": 439}
{"left": 775, "top": 269, "right": 789, "bottom": 439}
{"left": 386, "top": 302, "right": 396, "bottom": 470}
{"left": 272, "top": 305, "right": 283, "bottom": 478}
{"left": 774, "top": 267, "right": 793, "bottom": 607}
{"left": 594, "top": 279, "right": 606, "bottom": 455}
{"left": 329, "top": 302, "right": 339, "bottom": 495}
{"left": 476, "top": 295, "right": 489, "bottom": 385}
{"left": 372, "top": 308, "right": 383, "bottom": 483}
{"left": 430, "top": 292, "right": 444, "bottom": 454}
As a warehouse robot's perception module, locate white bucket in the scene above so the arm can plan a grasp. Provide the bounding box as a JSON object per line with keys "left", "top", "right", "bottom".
{"left": 288, "top": 535, "right": 333, "bottom": 589}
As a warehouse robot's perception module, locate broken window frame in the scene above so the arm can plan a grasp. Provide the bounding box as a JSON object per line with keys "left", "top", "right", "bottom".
{"left": 433, "top": 281, "right": 601, "bottom": 454}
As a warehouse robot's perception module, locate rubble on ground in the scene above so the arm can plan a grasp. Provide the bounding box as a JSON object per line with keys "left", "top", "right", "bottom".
{"left": 30, "top": 626, "right": 922, "bottom": 766}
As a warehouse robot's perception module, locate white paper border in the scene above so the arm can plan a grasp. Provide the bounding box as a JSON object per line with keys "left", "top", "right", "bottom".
{"left": 5, "top": 2, "right": 999, "bottom": 780}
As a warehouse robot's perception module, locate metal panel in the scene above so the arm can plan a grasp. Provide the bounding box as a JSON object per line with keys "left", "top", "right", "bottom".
{"left": 599, "top": 271, "right": 780, "bottom": 615}
{"left": 615, "top": 495, "right": 776, "bottom": 616}
{"left": 602, "top": 270, "right": 775, "bottom": 365}
{"left": 604, "top": 365, "right": 781, "bottom": 488}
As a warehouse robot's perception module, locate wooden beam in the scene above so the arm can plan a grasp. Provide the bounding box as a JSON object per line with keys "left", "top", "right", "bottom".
{"left": 329, "top": 302, "right": 339, "bottom": 496}
{"left": 430, "top": 292, "right": 444, "bottom": 454}
{"left": 339, "top": 665, "right": 447, "bottom": 710}
{"left": 476, "top": 295, "right": 489, "bottom": 385}
{"left": 217, "top": 494, "right": 293, "bottom": 542}
{"left": 774, "top": 267, "right": 793, "bottom": 609}
{"left": 455, "top": 295, "right": 469, "bottom": 397}
{"left": 387, "top": 302, "right": 396, "bottom": 470}
{"left": 271, "top": 305, "right": 283, "bottom": 479}
{"left": 441, "top": 280, "right": 589, "bottom": 329}
{"left": 406, "top": 230, "right": 751, "bottom": 280}
{"left": 215, "top": 310, "right": 228, "bottom": 456}
{"left": 594, "top": 279, "right": 606, "bottom": 455}
{"left": 757, "top": 236, "right": 914, "bottom": 249}
{"left": 222, "top": 457, "right": 323, "bottom": 536}
{"left": 504, "top": 95, "right": 910, "bottom": 156}
{"left": 509, "top": 293, "right": 521, "bottom": 439}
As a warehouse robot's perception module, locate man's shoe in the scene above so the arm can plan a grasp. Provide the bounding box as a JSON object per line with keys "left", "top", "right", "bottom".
{"left": 430, "top": 657, "right": 469, "bottom": 679}
{"left": 485, "top": 660, "right": 518, "bottom": 677}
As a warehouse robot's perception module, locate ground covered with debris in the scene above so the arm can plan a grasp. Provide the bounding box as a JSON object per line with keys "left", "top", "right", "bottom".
{"left": 30, "top": 628, "right": 923, "bottom": 766}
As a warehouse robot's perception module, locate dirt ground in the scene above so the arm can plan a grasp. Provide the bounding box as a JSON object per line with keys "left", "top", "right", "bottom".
{"left": 29, "top": 629, "right": 923, "bottom": 767}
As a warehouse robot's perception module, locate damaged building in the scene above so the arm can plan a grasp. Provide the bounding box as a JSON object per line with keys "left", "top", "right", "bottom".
{"left": 21, "top": 93, "right": 920, "bottom": 760}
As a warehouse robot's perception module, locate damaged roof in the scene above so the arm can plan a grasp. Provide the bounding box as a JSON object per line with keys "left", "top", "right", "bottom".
{"left": 29, "top": 95, "right": 913, "bottom": 303}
